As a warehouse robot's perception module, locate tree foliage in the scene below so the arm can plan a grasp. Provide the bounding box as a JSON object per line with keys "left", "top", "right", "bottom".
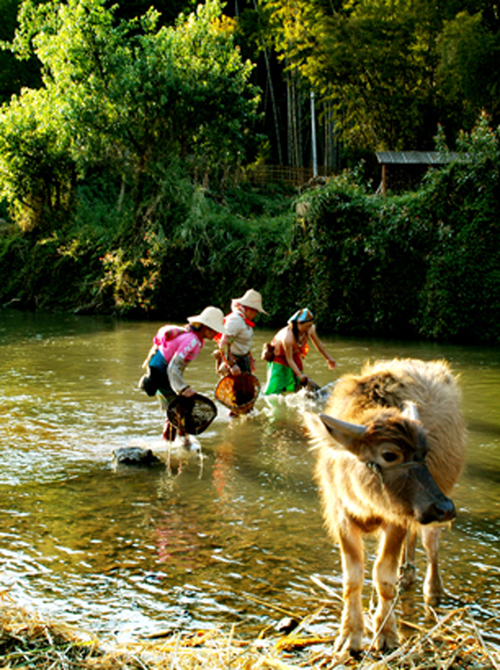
{"left": 0, "top": 0, "right": 260, "bottom": 231}
{"left": 292, "top": 113, "right": 500, "bottom": 343}
{"left": 259, "top": 0, "right": 500, "bottom": 151}
{"left": 0, "top": 87, "right": 75, "bottom": 231}
{"left": 1, "top": 112, "right": 499, "bottom": 345}
{"left": 1, "top": 0, "right": 499, "bottom": 164}
{"left": 437, "top": 11, "right": 500, "bottom": 129}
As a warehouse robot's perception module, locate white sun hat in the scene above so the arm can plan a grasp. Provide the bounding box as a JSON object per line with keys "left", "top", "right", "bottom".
{"left": 188, "top": 306, "right": 225, "bottom": 333}
{"left": 234, "top": 288, "right": 267, "bottom": 314}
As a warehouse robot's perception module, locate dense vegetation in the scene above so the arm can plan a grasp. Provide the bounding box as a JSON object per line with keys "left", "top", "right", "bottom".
{"left": 295, "top": 117, "right": 500, "bottom": 344}
{"left": 0, "top": 0, "right": 499, "bottom": 345}
{"left": 1, "top": 113, "right": 499, "bottom": 345}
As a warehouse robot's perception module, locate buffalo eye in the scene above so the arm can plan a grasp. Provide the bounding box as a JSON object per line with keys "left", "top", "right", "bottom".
{"left": 382, "top": 451, "right": 399, "bottom": 463}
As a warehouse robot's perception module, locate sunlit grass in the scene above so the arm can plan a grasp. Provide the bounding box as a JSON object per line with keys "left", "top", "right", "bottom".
{"left": 1, "top": 593, "right": 498, "bottom": 669}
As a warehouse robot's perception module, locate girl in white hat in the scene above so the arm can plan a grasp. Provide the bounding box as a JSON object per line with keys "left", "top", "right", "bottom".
{"left": 139, "top": 306, "right": 225, "bottom": 441}
{"left": 216, "top": 288, "right": 267, "bottom": 378}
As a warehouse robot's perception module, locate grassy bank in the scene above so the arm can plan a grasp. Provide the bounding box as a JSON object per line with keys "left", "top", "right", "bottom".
{"left": 1, "top": 597, "right": 498, "bottom": 669}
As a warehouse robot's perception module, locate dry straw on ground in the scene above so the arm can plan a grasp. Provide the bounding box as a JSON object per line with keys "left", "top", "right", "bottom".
{"left": 1, "top": 593, "right": 499, "bottom": 670}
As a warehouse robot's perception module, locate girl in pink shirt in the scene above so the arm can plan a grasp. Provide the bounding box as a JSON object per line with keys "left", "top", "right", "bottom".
{"left": 139, "top": 306, "right": 225, "bottom": 441}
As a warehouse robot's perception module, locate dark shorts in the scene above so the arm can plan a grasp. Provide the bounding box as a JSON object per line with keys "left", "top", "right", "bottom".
{"left": 139, "top": 350, "right": 175, "bottom": 400}
{"left": 234, "top": 353, "right": 252, "bottom": 374}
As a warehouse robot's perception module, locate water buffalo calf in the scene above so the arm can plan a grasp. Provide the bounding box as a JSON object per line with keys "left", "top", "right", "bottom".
{"left": 305, "top": 358, "right": 466, "bottom": 652}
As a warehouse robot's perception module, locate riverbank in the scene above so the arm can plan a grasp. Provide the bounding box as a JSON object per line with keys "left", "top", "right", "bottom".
{"left": 2, "top": 136, "right": 500, "bottom": 346}
{"left": 1, "top": 598, "right": 498, "bottom": 669}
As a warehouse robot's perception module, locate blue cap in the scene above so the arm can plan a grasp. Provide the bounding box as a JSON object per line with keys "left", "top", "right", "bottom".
{"left": 288, "top": 308, "right": 314, "bottom": 324}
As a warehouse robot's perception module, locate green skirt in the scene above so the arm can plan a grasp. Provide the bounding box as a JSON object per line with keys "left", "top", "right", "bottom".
{"left": 263, "top": 361, "right": 299, "bottom": 395}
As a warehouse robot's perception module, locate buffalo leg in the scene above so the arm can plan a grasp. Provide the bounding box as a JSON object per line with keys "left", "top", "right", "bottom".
{"left": 421, "top": 525, "right": 445, "bottom": 606}
{"left": 398, "top": 529, "right": 417, "bottom": 590}
{"left": 336, "top": 523, "right": 365, "bottom": 652}
{"left": 372, "top": 524, "right": 407, "bottom": 650}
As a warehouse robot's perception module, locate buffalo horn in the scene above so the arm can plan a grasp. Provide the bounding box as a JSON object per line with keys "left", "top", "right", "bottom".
{"left": 319, "top": 413, "right": 367, "bottom": 450}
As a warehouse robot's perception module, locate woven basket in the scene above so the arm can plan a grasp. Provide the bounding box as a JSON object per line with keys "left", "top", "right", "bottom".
{"left": 215, "top": 373, "right": 261, "bottom": 415}
{"left": 167, "top": 393, "right": 217, "bottom": 435}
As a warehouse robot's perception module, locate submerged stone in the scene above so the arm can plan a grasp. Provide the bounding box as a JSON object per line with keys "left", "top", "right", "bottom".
{"left": 112, "top": 446, "right": 161, "bottom": 467}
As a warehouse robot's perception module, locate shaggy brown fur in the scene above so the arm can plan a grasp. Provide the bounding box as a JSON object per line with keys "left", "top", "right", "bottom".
{"left": 306, "top": 358, "right": 466, "bottom": 652}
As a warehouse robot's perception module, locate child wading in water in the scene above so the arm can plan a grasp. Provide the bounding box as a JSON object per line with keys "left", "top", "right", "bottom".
{"left": 139, "top": 306, "right": 225, "bottom": 441}
{"left": 263, "top": 308, "right": 336, "bottom": 395}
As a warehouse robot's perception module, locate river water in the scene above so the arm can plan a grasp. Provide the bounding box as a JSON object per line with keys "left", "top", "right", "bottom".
{"left": 1, "top": 307, "right": 499, "bottom": 646}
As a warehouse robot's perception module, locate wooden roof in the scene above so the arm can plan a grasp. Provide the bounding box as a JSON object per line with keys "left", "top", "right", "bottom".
{"left": 376, "top": 151, "right": 461, "bottom": 165}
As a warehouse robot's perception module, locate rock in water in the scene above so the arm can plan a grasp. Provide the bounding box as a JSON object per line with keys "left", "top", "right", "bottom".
{"left": 112, "top": 446, "right": 161, "bottom": 467}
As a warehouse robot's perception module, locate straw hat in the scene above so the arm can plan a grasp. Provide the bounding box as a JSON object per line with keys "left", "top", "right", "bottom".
{"left": 234, "top": 288, "right": 267, "bottom": 314}
{"left": 188, "top": 306, "right": 225, "bottom": 333}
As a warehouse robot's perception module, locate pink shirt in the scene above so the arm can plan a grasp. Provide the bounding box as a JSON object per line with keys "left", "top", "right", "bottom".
{"left": 154, "top": 326, "right": 203, "bottom": 364}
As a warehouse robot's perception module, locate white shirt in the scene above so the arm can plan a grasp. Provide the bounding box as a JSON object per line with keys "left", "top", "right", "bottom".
{"left": 224, "top": 310, "right": 253, "bottom": 356}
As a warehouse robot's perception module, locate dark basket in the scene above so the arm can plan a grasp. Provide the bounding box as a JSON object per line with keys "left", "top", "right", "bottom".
{"left": 167, "top": 394, "right": 217, "bottom": 435}
{"left": 215, "top": 373, "right": 261, "bottom": 415}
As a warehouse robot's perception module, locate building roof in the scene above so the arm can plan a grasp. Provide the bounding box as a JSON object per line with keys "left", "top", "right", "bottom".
{"left": 376, "top": 151, "right": 461, "bottom": 165}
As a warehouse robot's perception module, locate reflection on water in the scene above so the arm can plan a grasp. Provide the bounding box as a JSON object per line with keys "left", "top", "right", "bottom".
{"left": 1, "top": 307, "right": 500, "bottom": 643}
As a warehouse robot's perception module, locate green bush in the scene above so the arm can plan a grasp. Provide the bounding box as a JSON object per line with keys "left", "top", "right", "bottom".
{"left": 294, "top": 114, "right": 500, "bottom": 344}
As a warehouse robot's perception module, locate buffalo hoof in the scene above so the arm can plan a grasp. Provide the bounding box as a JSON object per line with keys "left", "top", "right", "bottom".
{"left": 398, "top": 561, "right": 417, "bottom": 591}
{"left": 424, "top": 571, "right": 445, "bottom": 607}
{"left": 374, "top": 626, "right": 399, "bottom": 651}
{"left": 424, "top": 591, "right": 444, "bottom": 608}
{"left": 374, "top": 608, "right": 399, "bottom": 651}
{"left": 334, "top": 630, "right": 364, "bottom": 653}
{"left": 112, "top": 446, "right": 161, "bottom": 467}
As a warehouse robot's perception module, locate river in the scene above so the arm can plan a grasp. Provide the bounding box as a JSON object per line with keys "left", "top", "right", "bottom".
{"left": 1, "top": 307, "right": 499, "bottom": 646}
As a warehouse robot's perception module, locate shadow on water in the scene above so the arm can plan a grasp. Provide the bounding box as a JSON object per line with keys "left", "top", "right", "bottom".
{"left": 1, "top": 308, "right": 500, "bottom": 643}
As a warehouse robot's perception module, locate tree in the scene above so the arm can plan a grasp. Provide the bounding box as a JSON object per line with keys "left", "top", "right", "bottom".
{"left": 259, "top": 0, "right": 500, "bottom": 152}
{"left": 0, "top": 86, "right": 75, "bottom": 230}
{"left": 108, "top": 0, "right": 197, "bottom": 25}
{"left": 437, "top": 11, "right": 500, "bottom": 134}
{"left": 0, "top": 0, "right": 260, "bottom": 231}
